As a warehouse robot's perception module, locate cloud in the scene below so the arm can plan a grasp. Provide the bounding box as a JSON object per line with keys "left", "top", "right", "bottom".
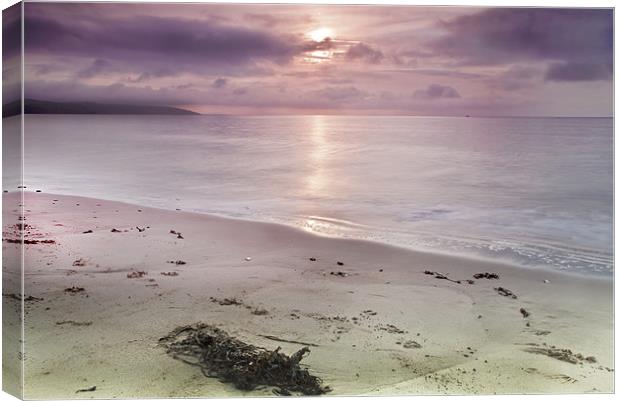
{"left": 310, "top": 86, "right": 365, "bottom": 101}
{"left": 2, "top": 3, "right": 22, "bottom": 60}
{"left": 23, "top": 7, "right": 316, "bottom": 70}
{"left": 544, "top": 62, "right": 612, "bottom": 82}
{"left": 345, "top": 43, "right": 384, "bottom": 64}
{"left": 77, "top": 59, "right": 111, "bottom": 78}
{"left": 243, "top": 12, "right": 313, "bottom": 27}
{"left": 413, "top": 84, "right": 461, "bottom": 99}
{"left": 484, "top": 65, "right": 542, "bottom": 91}
{"left": 431, "top": 8, "right": 613, "bottom": 75}
{"left": 127, "top": 69, "right": 177, "bottom": 83}
{"left": 212, "top": 78, "right": 228, "bottom": 88}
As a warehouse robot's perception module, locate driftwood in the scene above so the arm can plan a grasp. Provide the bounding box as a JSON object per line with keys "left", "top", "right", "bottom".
{"left": 159, "top": 324, "right": 330, "bottom": 395}
{"left": 424, "top": 270, "right": 462, "bottom": 284}
{"left": 258, "top": 334, "right": 319, "bottom": 347}
{"left": 75, "top": 386, "right": 96, "bottom": 393}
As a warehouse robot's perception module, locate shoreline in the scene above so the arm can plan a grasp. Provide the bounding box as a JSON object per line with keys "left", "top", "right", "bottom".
{"left": 2, "top": 192, "right": 614, "bottom": 396}
{"left": 4, "top": 190, "right": 612, "bottom": 283}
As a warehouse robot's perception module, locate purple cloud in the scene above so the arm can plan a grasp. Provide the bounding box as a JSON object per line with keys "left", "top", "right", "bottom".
{"left": 212, "top": 78, "right": 228, "bottom": 88}
{"left": 26, "top": 16, "right": 292, "bottom": 63}
{"left": 431, "top": 8, "right": 613, "bottom": 81}
{"left": 346, "top": 43, "right": 384, "bottom": 64}
{"left": 77, "top": 59, "right": 111, "bottom": 79}
{"left": 413, "top": 84, "right": 461, "bottom": 99}
{"left": 545, "top": 62, "right": 612, "bottom": 82}
{"left": 310, "top": 86, "right": 365, "bottom": 101}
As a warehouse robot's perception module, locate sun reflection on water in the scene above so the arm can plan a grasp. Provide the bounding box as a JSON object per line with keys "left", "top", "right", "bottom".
{"left": 305, "top": 115, "right": 328, "bottom": 197}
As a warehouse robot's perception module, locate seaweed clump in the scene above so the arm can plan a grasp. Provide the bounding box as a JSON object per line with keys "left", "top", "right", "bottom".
{"left": 159, "top": 323, "right": 330, "bottom": 396}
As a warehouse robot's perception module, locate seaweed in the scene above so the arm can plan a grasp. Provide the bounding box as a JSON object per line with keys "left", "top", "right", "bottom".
{"left": 494, "top": 287, "right": 517, "bottom": 299}
{"left": 64, "top": 286, "right": 85, "bottom": 294}
{"left": 127, "top": 271, "right": 147, "bottom": 279}
{"left": 159, "top": 323, "right": 330, "bottom": 395}
{"left": 523, "top": 343, "right": 597, "bottom": 365}
{"left": 473, "top": 272, "right": 499, "bottom": 280}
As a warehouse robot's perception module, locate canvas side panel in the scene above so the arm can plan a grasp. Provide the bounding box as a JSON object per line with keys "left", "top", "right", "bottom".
{"left": 2, "top": 1, "right": 24, "bottom": 399}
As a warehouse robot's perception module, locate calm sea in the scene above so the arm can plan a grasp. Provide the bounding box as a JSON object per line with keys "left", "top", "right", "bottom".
{"left": 7, "top": 115, "right": 613, "bottom": 275}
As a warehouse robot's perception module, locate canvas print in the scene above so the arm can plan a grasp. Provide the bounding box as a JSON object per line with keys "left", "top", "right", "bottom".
{"left": 2, "top": 1, "right": 614, "bottom": 398}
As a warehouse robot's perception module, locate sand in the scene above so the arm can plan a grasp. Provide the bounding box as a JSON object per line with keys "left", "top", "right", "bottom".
{"left": 2, "top": 192, "right": 614, "bottom": 398}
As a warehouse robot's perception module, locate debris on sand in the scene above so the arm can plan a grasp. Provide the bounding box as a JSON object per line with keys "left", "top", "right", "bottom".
{"left": 64, "top": 286, "right": 85, "bottom": 294}
{"left": 170, "top": 230, "right": 177, "bottom": 234}
{"left": 167, "top": 260, "right": 186, "bottom": 265}
{"left": 402, "top": 340, "right": 422, "bottom": 349}
{"left": 75, "top": 386, "right": 96, "bottom": 393}
{"left": 72, "top": 258, "right": 87, "bottom": 267}
{"left": 3, "top": 293, "right": 43, "bottom": 302}
{"left": 245, "top": 257, "right": 252, "bottom": 261}
{"left": 258, "top": 334, "right": 318, "bottom": 347}
{"left": 251, "top": 308, "right": 269, "bottom": 316}
{"left": 177, "top": 233, "right": 184, "bottom": 239}
{"left": 56, "top": 320, "right": 93, "bottom": 327}
{"left": 330, "top": 271, "right": 348, "bottom": 277}
{"left": 159, "top": 323, "right": 330, "bottom": 395}
{"left": 377, "top": 324, "right": 407, "bottom": 334}
{"left": 210, "top": 297, "right": 243, "bottom": 306}
{"left": 473, "top": 272, "right": 499, "bottom": 280}
{"left": 543, "top": 279, "right": 551, "bottom": 284}
{"left": 161, "top": 272, "right": 179, "bottom": 277}
{"left": 336, "top": 261, "right": 344, "bottom": 266}
{"left": 424, "top": 270, "right": 461, "bottom": 284}
{"left": 309, "top": 257, "right": 317, "bottom": 262}
{"left": 523, "top": 343, "right": 598, "bottom": 365}
{"left": 111, "top": 228, "right": 122, "bottom": 233}
{"left": 495, "top": 287, "right": 517, "bottom": 299}
{"left": 520, "top": 307, "right": 530, "bottom": 318}
{"left": 82, "top": 230, "right": 93, "bottom": 234}
{"left": 136, "top": 226, "right": 146, "bottom": 232}
{"left": 4, "top": 238, "right": 56, "bottom": 244}
{"left": 127, "top": 271, "right": 147, "bottom": 279}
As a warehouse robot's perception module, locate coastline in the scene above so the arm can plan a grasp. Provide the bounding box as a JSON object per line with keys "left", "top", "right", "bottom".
{"left": 3, "top": 192, "right": 614, "bottom": 397}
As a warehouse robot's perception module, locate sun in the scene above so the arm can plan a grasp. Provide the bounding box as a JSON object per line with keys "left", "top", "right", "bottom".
{"left": 307, "top": 27, "right": 333, "bottom": 42}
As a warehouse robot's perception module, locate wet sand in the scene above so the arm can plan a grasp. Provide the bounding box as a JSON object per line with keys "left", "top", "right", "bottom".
{"left": 2, "top": 192, "right": 614, "bottom": 398}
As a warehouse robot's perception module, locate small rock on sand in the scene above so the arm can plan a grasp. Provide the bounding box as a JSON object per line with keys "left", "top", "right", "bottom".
{"left": 245, "top": 257, "right": 252, "bottom": 261}
{"left": 127, "top": 271, "right": 147, "bottom": 279}
{"left": 64, "top": 286, "right": 85, "bottom": 294}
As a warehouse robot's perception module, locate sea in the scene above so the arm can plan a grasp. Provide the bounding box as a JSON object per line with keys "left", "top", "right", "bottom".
{"left": 6, "top": 114, "right": 613, "bottom": 276}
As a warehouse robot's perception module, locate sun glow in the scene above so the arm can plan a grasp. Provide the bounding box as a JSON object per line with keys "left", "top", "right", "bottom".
{"left": 307, "top": 27, "right": 333, "bottom": 42}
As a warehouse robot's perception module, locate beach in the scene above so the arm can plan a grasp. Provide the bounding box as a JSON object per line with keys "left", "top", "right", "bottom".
{"left": 3, "top": 191, "right": 613, "bottom": 397}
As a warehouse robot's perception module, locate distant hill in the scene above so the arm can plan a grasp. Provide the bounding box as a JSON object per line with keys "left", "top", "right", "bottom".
{"left": 2, "top": 99, "right": 200, "bottom": 117}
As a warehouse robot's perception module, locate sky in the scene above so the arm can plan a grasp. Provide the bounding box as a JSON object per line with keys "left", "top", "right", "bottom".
{"left": 3, "top": 2, "right": 614, "bottom": 116}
